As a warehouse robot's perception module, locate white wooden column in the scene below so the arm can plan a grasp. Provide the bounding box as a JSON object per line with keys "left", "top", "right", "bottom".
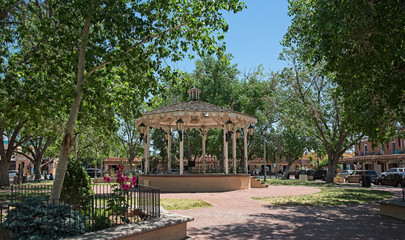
{"left": 233, "top": 128, "right": 237, "bottom": 174}
{"left": 180, "top": 131, "right": 184, "bottom": 175}
{"left": 144, "top": 125, "right": 150, "bottom": 174}
{"left": 202, "top": 130, "right": 207, "bottom": 174}
{"left": 167, "top": 129, "right": 172, "bottom": 173}
{"left": 244, "top": 125, "right": 248, "bottom": 174}
{"left": 224, "top": 127, "right": 229, "bottom": 174}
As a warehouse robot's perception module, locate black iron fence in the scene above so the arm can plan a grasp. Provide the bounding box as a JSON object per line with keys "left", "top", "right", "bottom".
{"left": 0, "top": 183, "right": 160, "bottom": 239}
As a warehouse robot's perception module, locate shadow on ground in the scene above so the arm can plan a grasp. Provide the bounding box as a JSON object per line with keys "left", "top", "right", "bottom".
{"left": 188, "top": 203, "right": 405, "bottom": 240}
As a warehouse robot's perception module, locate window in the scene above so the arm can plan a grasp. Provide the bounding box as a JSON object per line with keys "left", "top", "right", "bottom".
{"left": 364, "top": 144, "right": 368, "bottom": 154}
{"left": 392, "top": 142, "right": 395, "bottom": 151}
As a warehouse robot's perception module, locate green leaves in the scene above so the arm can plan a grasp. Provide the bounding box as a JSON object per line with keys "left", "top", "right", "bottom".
{"left": 284, "top": 0, "right": 405, "bottom": 142}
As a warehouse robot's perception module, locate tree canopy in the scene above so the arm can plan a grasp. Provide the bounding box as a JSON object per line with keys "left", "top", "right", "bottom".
{"left": 1, "top": 0, "right": 246, "bottom": 197}
{"left": 284, "top": 0, "right": 405, "bottom": 142}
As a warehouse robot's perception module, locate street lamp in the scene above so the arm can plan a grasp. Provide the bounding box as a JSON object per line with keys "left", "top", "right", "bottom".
{"left": 262, "top": 129, "right": 267, "bottom": 182}
{"left": 164, "top": 131, "right": 168, "bottom": 143}
{"left": 225, "top": 120, "right": 233, "bottom": 142}
{"left": 139, "top": 123, "right": 146, "bottom": 142}
{"left": 236, "top": 129, "right": 241, "bottom": 140}
{"left": 246, "top": 125, "right": 254, "bottom": 174}
{"left": 176, "top": 118, "right": 184, "bottom": 141}
{"left": 274, "top": 146, "right": 278, "bottom": 178}
{"left": 100, "top": 141, "right": 104, "bottom": 177}
{"left": 94, "top": 148, "right": 98, "bottom": 179}
{"left": 248, "top": 125, "right": 254, "bottom": 137}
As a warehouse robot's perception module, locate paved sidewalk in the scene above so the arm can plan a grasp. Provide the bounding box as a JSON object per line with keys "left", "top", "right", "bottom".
{"left": 162, "top": 185, "right": 405, "bottom": 240}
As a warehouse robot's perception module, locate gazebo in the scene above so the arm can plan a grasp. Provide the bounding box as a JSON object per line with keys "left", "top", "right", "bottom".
{"left": 135, "top": 88, "right": 257, "bottom": 176}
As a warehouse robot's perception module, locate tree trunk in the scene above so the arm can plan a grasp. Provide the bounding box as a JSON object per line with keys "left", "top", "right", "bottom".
{"left": 0, "top": 160, "right": 10, "bottom": 187}
{"left": 17, "top": 163, "right": 23, "bottom": 184}
{"left": 34, "top": 157, "right": 42, "bottom": 180}
{"left": 49, "top": 18, "right": 91, "bottom": 202}
{"left": 326, "top": 151, "right": 339, "bottom": 183}
{"left": 128, "top": 150, "right": 135, "bottom": 174}
{"left": 283, "top": 162, "right": 291, "bottom": 179}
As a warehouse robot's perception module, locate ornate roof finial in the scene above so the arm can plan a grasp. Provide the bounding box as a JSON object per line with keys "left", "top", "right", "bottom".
{"left": 188, "top": 87, "right": 201, "bottom": 101}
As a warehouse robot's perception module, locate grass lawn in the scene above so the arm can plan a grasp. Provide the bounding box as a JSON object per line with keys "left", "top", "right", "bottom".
{"left": 161, "top": 199, "right": 212, "bottom": 210}
{"left": 253, "top": 179, "right": 393, "bottom": 206}
{"left": 0, "top": 192, "right": 11, "bottom": 202}
{"left": 264, "top": 179, "right": 339, "bottom": 187}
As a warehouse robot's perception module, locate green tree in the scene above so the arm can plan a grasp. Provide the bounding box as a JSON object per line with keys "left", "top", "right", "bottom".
{"left": 281, "top": 50, "right": 363, "bottom": 183}
{"left": 17, "top": 133, "right": 54, "bottom": 180}
{"left": 52, "top": 0, "right": 245, "bottom": 201}
{"left": 284, "top": 0, "right": 405, "bottom": 142}
{"left": 194, "top": 54, "right": 240, "bottom": 108}
{"left": 1, "top": 0, "right": 76, "bottom": 187}
{"left": 2, "top": 0, "right": 246, "bottom": 195}
{"left": 278, "top": 126, "right": 311, "bottom": 179}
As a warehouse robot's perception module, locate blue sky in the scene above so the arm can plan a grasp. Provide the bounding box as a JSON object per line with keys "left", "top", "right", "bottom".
{"left": 171, "top": 0, "right": 292, "bottom": 73}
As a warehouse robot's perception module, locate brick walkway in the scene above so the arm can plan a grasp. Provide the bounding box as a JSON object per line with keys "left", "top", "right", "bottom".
{"left": 162, "top": 185, "right": 405, "bottom": 240}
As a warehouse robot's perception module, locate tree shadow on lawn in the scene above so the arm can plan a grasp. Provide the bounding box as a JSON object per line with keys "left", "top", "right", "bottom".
{"left": 187, "top": 203, "right": 405, "bottom": 240}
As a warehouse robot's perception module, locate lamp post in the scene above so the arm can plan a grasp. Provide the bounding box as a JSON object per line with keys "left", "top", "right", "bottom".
{"left": 176, "top": 118, "right": 184, "bottom": 174}
{"left": 247, "top": 125, "right": 254, "bottom": 174}
{"left": 235, "top": 129, "right": 241, "bottom": 173}
{"left": 274, "top": 146, "right": 278, "bottom": 178}
{"left": 100, "top": 141, "right": 104, "bottom": 177}
{"left": 94, "top": 148, "right": 98, "bottom": 179}
{"left": 262, "top": 128, "right": 267, "bottom": 182}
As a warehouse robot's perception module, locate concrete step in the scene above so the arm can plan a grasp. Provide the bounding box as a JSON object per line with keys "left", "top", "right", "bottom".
{"left": 251, "top": 177, "right": 268, "bottom": 188}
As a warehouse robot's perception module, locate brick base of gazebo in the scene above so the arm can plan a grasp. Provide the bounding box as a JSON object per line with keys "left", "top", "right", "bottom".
{"left": 138, "top": 174, "right": 252, "bottom": 192}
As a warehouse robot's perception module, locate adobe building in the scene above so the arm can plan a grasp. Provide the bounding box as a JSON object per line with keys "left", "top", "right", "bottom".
{"left": 103, "top": 157, "right": 142, "bottom": 173}
{"left": 338, "top": 137, "right": 405, "bottom": 176}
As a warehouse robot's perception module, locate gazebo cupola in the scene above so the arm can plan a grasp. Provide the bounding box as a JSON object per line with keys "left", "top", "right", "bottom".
{"left": 187, "top": 87, "right": 201, "bottom": 101}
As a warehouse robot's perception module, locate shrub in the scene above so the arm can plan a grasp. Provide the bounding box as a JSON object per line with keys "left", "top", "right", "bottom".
{"left": 2, "top": 197, "right": 87, "bottom": 240}
{"left": 61, "top": 158, "right": 93, "bottom": 207}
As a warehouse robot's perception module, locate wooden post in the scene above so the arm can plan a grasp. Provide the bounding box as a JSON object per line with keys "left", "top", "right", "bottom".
{"left": 202, "top": 130, "right": 207, "bottom": 174}
{"left": 168, "top": 129, "right": 172, "bottom": 173}
{"left": 224, "top": 127, "right": 229, "bottom": 174}
{"left": 144, "top": 125, "right": 150, "bottom": 174}
{"left": 244, "top": 125, "right": 248, "bottom": 174}
{"left": 233, "top": 128, "right": 237, "bottom": 174}
{"left": 180, "top": 133, "right": 184, "bottom": 175}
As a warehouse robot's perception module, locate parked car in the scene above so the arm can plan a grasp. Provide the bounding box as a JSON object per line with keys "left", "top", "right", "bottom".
{"left": 345, "top": 170, "right": 377, "bottom": 184}
{"left": 376, "top": 173, "right": 405, "bottom": 187}
{"left": 85, "top": 168, "right": 102, "bottom": 178}
{"left": 339, "top": 170, "right": 353, "bottom": 178}
{"left": 9, "top": 170, "right": 18, "bottom": 178}
{"left": 125, "top": 169, "right": 143, "bottom": 176}
{"left": 313, "top": 169, "right": 338, "bottom": 181}
{"left": 381, "top": 168, "right": 405, "bottom": 178}
{"left": 295, "top": 169, "right": 315, "bottom": 179}
{"left": 314, "top": 169, "right": 328, "bottom": 181}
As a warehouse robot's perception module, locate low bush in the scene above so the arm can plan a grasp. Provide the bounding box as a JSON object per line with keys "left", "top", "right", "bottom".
{"left": 2, "top": 197, "right": 87, "bottom": 240}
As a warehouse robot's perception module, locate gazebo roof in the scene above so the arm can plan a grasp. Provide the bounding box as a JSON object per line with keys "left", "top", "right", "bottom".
{"left": 135, "top": 88, "right": 257, "bottom": 130}
{"left": 145, "top": 100, "right": 239, "bottom": 115}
